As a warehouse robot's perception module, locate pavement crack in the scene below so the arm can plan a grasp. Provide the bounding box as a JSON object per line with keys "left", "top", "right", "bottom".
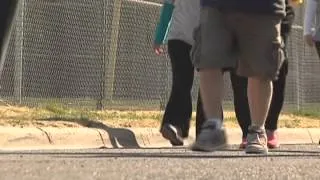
{"left": 37, "top": 127, "right": 53, "bottom": 144}
{"left": 139, "top": 134, "right": 146, "bottom": 146}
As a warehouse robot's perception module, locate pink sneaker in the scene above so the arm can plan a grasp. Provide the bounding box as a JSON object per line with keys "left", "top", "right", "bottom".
{"left": 267, "top": 130, "right": 280, "bottom": 149}
{"left": 239, "top": 137, "right": 247, "bottom": 149}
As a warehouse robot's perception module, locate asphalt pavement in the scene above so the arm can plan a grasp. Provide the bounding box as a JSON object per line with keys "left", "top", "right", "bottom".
{"left": 0, "top": 144, "right": 319, "bottom": 180}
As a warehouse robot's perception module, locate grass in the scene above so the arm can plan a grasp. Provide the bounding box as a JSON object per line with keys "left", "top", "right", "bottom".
{"left": 0, "top": 103, "right": 319, "bottom": 128}
{"left": 292, "top": 109, "right": 320, "bottom": 118}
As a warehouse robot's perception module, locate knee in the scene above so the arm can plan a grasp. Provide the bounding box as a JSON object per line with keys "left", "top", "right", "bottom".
{"left": 199, "top": 68, "right": 223, "bottom": 78}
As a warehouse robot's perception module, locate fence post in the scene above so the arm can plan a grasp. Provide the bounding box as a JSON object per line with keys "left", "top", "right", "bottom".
{"left": 296, "top": 7, "right": 306, "bottom": 111}
{"left": 296, "top": 45, "right": 302, "bottom": 111}
{"left": 105, "top": 0, "right": 122, "bottom": 102}
{"left": 14, "top": 0, "right": 24, "bottom": 104}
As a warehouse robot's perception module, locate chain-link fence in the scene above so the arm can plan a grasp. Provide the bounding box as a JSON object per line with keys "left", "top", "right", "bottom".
{"left": 0, "top": 0, "right": 319, "bottom": 114}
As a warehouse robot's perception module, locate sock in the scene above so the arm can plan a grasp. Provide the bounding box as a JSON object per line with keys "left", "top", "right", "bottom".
{"left": 249, "top": 124, "right": 265, "bottom": 132}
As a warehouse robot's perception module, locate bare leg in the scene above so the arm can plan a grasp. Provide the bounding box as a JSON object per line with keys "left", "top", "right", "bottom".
{"left": 198, "top": 69, "right": 223, "bottom": 122}
{"left": 190, "top": 7, "right": 230, "bottom": 152}
{"left": 248, "top": 77, "right": 273, "bottom": 129}
{"left": 191, "top": 68, "right": 227, "bottom": 152}
{"left": 245, "top": 77, "right": 273, "bottom": 154}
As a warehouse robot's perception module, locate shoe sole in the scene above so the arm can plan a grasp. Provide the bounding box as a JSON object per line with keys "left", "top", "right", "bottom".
{"left": 245, "top": 145, "right": 268, "bottom": 154}
{"left": 160, "top": 125, "right": 183, "bottom": 146}
{"left": 190, "top": 142, "right": 227, "bottom": 152}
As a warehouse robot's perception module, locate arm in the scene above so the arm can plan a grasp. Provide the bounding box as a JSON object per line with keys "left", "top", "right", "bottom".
{"left": 154, "top": 1, "right": 174, "bottom": 45}
{"left": 303, "top": 0, "right": 318, "bottom": 36}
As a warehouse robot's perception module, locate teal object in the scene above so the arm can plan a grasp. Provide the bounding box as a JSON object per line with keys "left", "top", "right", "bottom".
{"left": 154, "top": 1, "right": 174, "bottom": 45}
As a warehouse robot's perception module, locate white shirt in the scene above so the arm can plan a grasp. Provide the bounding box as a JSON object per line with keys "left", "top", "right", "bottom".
{"left": 166, "top": 0, "right": 200, "bottom": 46}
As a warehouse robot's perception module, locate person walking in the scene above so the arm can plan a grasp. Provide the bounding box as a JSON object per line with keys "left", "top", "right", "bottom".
{"left": 303, "top": 0, "right": 320, "bottom": 145}
{"left": 191, "top": 0, "right": 286, "bottom": 154}
{"left": 153, "top": 0, "right": 200, "bottom": 146}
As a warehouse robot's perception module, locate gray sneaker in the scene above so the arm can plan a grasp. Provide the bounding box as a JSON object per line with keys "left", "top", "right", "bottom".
{"left": 190, "top": 121, "right": 227, "bottom": 152}
{"left": 245, "top": 127, "right": 268, "bottom": 154}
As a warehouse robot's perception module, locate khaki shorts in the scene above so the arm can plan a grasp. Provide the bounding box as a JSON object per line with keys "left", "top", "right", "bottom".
{"left": 192, "top": 7, "right": 284, "bottom": 80}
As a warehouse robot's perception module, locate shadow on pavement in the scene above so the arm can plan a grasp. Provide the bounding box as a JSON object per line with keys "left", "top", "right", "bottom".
{"left": 37, "top": 117, "right": 140, "bottom": 148}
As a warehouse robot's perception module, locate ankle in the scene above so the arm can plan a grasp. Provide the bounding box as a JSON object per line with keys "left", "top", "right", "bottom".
{"left": 266, "top": 130, "right": 278, "bottom": 138}
{"left": 206, "top": 118, "right": 222, "bottom": 129}
{"left": 249, "top": 125, "right": 265, "bottom": 130}
{"left": 266, "top": 129, "right": 277, "bottom": 133}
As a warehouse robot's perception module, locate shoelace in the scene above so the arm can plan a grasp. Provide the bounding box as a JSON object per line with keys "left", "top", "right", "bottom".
{"left": 247, "top": 132, "right": 266, "bottom": 145}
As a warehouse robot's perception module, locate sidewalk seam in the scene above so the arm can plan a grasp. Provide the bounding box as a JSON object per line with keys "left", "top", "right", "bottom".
{"left": 36, "top": 127, "right": 53, "bottom": 144}
{"left": 307, "top": 129, "right": 315, "bottom": 144}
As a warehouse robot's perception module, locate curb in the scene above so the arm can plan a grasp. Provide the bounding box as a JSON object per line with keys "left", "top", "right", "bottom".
{"left": 0, "top": 127, "right": 319, "bottom": 150}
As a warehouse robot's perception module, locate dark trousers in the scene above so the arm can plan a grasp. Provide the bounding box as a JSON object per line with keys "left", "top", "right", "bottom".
{"left": 196, "top": 26, "right": 291, "bottom": 138}
{"left": 161, "top": 40, "right": 194, "bottom": 137}
{"left": 315, "top": 42, "right": 320, "bottom": 58}
{"left": 0, "top": 0, "right": 17, "bottom": 50}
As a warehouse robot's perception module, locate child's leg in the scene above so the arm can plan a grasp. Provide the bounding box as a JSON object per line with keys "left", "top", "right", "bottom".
{"left": 161, "top": 39, "right": 194, "bottom": 143}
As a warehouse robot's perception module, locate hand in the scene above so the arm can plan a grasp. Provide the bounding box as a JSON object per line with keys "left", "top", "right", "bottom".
{"left": 153, "top": 44, "right": 164, "bottom": 55}
{"left": 304, "top": 34, "right": 315, "bottom": 47}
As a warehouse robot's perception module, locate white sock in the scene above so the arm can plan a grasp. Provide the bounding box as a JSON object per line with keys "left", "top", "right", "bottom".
{"left": 207, "top": 118, "right": 222, "bottom": 129}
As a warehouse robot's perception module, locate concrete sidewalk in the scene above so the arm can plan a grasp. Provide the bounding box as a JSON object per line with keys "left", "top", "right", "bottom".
{"left": 0, "top": 126, "right": 319, "bottom": 150}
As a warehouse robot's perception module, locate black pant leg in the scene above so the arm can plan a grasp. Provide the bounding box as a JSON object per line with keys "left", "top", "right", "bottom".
{"left": 264, "top": 28, "right": 290, "bottom": 131}
{"left": 265, "top": 60, "right": 288, "bottom": 130}
{"left": 195, "top": 91, "right": 205, "bottom": 137}
{"left": 0, "top": 0, "right": 17, "bottom": 49}
{"left": 230, "top": 71, "right": 251, "bottom": 138}
{"left": 315, "top": 42, "right": 320, "bottom": 58}
{"left": 161, "top": 40, "right": 194, "bottom": 137}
